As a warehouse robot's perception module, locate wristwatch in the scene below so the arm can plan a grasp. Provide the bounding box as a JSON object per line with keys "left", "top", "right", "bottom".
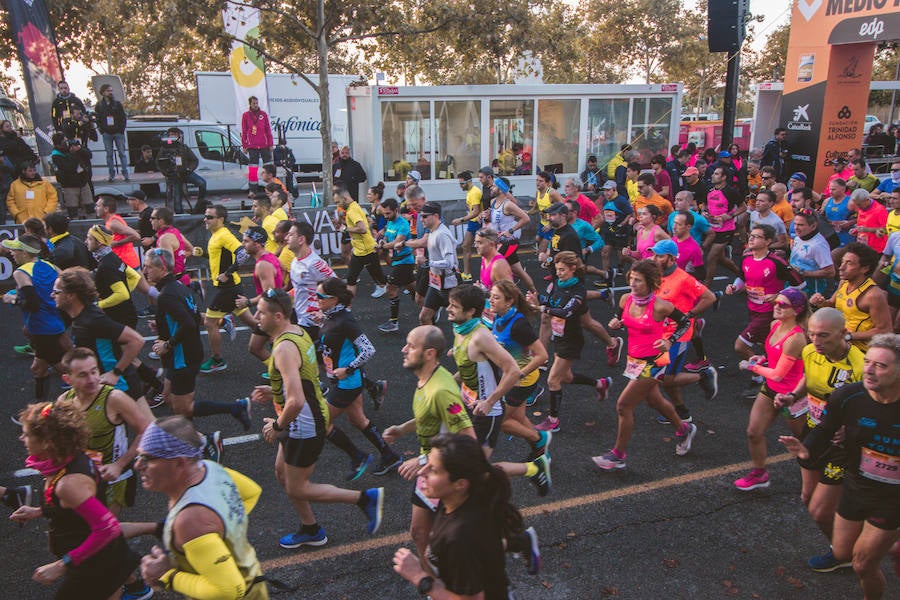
{"left": 844, "top": 333, "right": 853, "bottom": 342}
{"left": 112, "top": 366, "right": 124, "bottom": 376}
{"left": 417, "top": 576, "right": 434, "bottom": 596}
{"left": 272, "top": 420, "right": 284, "bottom": 432}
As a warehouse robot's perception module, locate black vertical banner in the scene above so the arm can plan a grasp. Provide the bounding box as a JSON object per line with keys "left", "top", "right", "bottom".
{"left": 4, "top": 0, "right": 63, "bottom": 157}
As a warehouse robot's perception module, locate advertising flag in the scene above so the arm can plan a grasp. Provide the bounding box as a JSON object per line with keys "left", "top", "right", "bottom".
{"left": 222, "top": 3, "right": 269, "bottom": 125}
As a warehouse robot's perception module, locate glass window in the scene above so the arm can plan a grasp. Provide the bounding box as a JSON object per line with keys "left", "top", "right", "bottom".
{"left": 489, "top": 100, "right": 534, "bottom": 176}
{"left": 586, "top": 98, "right": 630, "bottom": 170}
{"left": 630, "top": 97, "right": 673, "bottom": 165}
{"left": 536, "top": 99, "right": 579, "bottom": 175}
{"left": 434, "top": 101, "right": 481, "bottom": 179}
{"left": 381, "top": 101, "right": 431, "bottom": 181}
{"left": 195, "top": 130, "right": 227, "bottom": 162}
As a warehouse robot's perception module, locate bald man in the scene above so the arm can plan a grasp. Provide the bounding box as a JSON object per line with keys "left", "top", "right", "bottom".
{"left": 775, "top": 308, "right": 863, "bottom": 573}
{"left": 770, "top": 182, "right": 795, "bottom": 231}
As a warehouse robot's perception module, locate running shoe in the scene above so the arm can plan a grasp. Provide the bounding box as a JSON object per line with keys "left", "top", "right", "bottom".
{"left": 807, "top": 548, "right": 852, "bottom": 573}
{"left": 595, "top": 376, "right": 613, "bottom": 402}
{"left": 523, "top": 526, "right": 541, "bottom": 575}
{"left": 742, "top": 382, "right": 761, "bottom": 399}
{"left": 656, "top": 405, "right": 693, "bottom": 425}
{"left": 526, "top": 385, "right": 544, "bottom": 407}
{"left": 222, "top": 314, "right": 237, "bottom": 341}
{"left": 373, "top": 454, "right": 403, "bottom": 476}
{"left": 363, "top": 487, "right": 384, "bottom": 534}
{"left": 204, "top": 431, "right": 224, "bottom": 464}
{"left": 122, "top": 582, "right": 153, "bottom": 600}
{"left": 528, "top": 455, "right": 551, "bottom": 497}
{"left": 684, "top": 358, "right": 710, "bottom": 373}
{"left": 234, "top": 398, "right": 252, "bottom": 431}
{"left": 13, "top": 344, "right": 34, "bottom": 357}
{"left": 346, "top": 453, "right": 373, "bottom": 482}
{"left": 598, "top": 287, "right": 615, "bottom": 307}
{"left": 378, "top": 320, "right": 399, "bottom": 333}
{"left": 606, "top": 337, "right": 624, "bottom": 366}
{"left": 606, "top": 267, "right": 618, "bottom": 288}
{"left": 733, "top": 469, "right": 770, "bottom": 491}
{"left": 698, "top": 366, "right": 718, "bottom": 400}
{"left": 460, "top": 273, "right": 473, "bottom": 282}
{"left": 713, "top": 290, "right": 723, "bottom": 311}
{"left": 592, "top": 451, "right": 626, "bottom": 470}
{"left": 146, "top": 389, "right": 166, "bottom": 410}
{"left": 136, "top": 307, "right": 154, "bottom": 319}
{"left": 279, "top": 527, "right": 328, "bottom": 549}
{"left": 528, "top": 430, "right": 552, "bottom": 462}
{"left": 2, "top": 484, "right": 31, "bottom": 508}
{"left": 371, "top": 285, "right": 387, "bottom": 299}
{"left": 675, "top": 422, "right": 698, "bottom": 456}
{"left": 694, "top": 317, "right": 706, "bottom": 335}
{"left": 369, "top": 379, "right": 387, "bottom": 411}
{"left": 199, "top": 356, "right": 227, "bottom": 373}
{"left": 534, "top": 416, "right": 560, "bottom": 433}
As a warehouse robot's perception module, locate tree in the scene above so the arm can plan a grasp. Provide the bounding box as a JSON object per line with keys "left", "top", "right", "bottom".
{"left": 745, "top": 22, "right": 789, "bottom": 83}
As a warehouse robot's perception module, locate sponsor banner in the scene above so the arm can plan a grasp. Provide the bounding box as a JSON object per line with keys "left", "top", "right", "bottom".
{"left": 4, "top": 0, "right": 63, "bottom": 156}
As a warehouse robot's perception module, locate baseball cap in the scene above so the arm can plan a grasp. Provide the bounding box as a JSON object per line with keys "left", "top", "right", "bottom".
{"left": 650, "top": 239, "right": 678, "bottom": 257}
{"left": 603, "top": 201, "right": 624, "bottom": 214}
{"left": 420, "top": 201, "right": 442, "bottom": 217}
{"left": 127, "top": 190, "right": 146, "bottom": 202}
{"left": 545, "top": 202, "right": 568, "bottom": 215}
{"left": 789, "top": 172, "right": 807, "bottom": 182}
{"left": 683, "top": 167, "right": 699, "bottom": 177}
{"left": 478, "top": 166, "right": 494, "bottom": 176}
{"left": 407, "top": 170, "right": 422, "bottom": 183}
{"left": 718, "top": 150, "right": 732, "bottom": 159}
{"left": 245, "top": 226, "right": 268, "bottom": 244}
{"left": 1, "top": 238, "right": 41, "bottom": 254}
{"left": 601, "top": 180, "right": 618, "bottom": 191}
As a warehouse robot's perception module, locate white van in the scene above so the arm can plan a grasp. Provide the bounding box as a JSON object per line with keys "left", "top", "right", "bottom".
{"left": 85, "top": 115, "right": 249, "bottom": 198}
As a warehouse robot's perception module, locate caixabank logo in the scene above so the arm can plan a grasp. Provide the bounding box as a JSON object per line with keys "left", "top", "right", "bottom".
{"left": 788, "top": 104, "right": 813, "bottom": 132}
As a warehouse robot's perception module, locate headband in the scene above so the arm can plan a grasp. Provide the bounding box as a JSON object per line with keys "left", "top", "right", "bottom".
{"left": 140, "top": 421, "right": 203, "bottom": 460}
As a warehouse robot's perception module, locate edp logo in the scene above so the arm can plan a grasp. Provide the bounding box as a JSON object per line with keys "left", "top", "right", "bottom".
{"left": 859, "top": 18, "right": 885, "bottom": 40}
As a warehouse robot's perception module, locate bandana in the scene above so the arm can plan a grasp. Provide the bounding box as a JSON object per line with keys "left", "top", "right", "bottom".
{"left": 452, "top": 317, "right": 482, "bottom": 336}
{"left": 557, "top": 276, "right": 580, "bottom": 288}
{"left": 140, "top": 421, "right": 203, "bottom": 460}
{"left": 778, "top": 287, "right": 808, "bottom": 314}
{"left": 631, "top": 292, "right": 656, "bottom": 306}
{"left": 493, "top": 306, "right": 518, "bottom": 330}
{"left": 26, "top": 455, "right": 71, "bottom": 477}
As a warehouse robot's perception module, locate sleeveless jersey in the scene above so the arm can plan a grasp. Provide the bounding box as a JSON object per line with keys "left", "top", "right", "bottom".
{"left": 156, "top": 225, "right": 190, "bottom": 285}
{"left": 834, "top": 278, "right": 877, "bottom": 351}
{"left": 480, "top": 253, "right": 503, "bottom": 289}
{"left": 105, "top": 214, "right": 140, "bottom": 268}
{"left": 623, "top": 295, "right": 665, "bottom": 358}
{"left": 252, "top": 251, "right": 284, "bottom": 295}
{"left": 763, "top": 323, "right": 806, "bottom": 394}
{"left": 706, "top": 188, "right": 735, "bottom": 232}
{"left": 536, "top": 188, "right": 552, "bottom": 227}
{"left": 65, "top": 385, "right": 127, "bottom": 475}
{"left": 490, "top": 199, "right": 520, "bottom": 239}
{"left": 269, "top": 330, "right": 330, "bottom": 438}
{"left": 452, "top": 323, "right": 502, "bottom": 417}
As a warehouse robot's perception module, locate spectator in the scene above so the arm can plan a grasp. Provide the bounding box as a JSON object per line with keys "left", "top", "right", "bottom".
{"left": 156, "top": 127, "right": 205, "bottom": 214}
{"left": 241, "top": 95, "right": 273, "bottom": 193}
{"left": 60, "top": 106, "right": 97, "bottom": 147}
{"left": 50, "top": 134, "right": 93, "bottom": 220}
{"left": 6, "top": 162, "right": 57, "bottom": 224}
{"left": 132, "top": 144, "right": 161, "bottom": 198}
{"left": 760, "top": 127, "right": 789, "bottom": 182}
{"left": 43, "top": 212, "right": 93, "bottom": 270}
{"left": 49, "top": 80, "right": 86, "bottom": 131}
{"left": 651, "top": 154, "right": 673, "bottom": 201}
{"left": 333, "top": 145, "right": 367, "bottom": 202}
{"left": 579, "top": 155, "right": 603, "bottom": 193}
{"left": 94, "top": 84, "right": 128, "bottom": 182}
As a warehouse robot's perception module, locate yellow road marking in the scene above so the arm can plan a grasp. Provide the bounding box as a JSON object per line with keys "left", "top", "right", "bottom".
{"left": 261, "top": 452, "right": 795, "bottom": 571}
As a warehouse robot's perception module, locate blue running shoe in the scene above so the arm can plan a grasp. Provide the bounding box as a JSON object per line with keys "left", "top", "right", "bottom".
{"left": 279, "top": 527, "right": 328, "bottom": 549}
{"left": 363, "top": 487, "right": 384, "bottom": 534}
{"left": 346, "top": 453, "right": 373, "bottom": 481}
{"left": 121, "top": 582, "right": 153, "bottom": 600}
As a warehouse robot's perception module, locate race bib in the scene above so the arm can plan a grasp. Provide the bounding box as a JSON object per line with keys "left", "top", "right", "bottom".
{"left": 806, "top": 394, "right": 826, "bottom": 427}
{"left": 174, "top": 156, "right": 183, "bottom": 166}
{"left": 787, "top": 393, "right": 809, "bottom": 418}
{"left": 550, "top": 316, "right": 565, "bottom": 337}
{"left": 428, "top": 270, "right": 442, "bottom": 290}
{"left": 85, "top": 449, "right": 103, "bottom": 470}
{"left": 859, "top": 448, "right": 900, "bottom": 484}
{"left": 415, "top": 474, "right": 440, "bottom": 511}
{"left": 460, "top": 383, "right": 478, "bottom": 409}
{"left": 106, "top": 116, "right": 115, "bottom": 127}
{"left": 322, "top": 355, "right": 334, "bottom": 377}
{"left": 747, "top": 285, "right": 765, "bottom": 304}
{"left": 25, "top": 190, "right": 34, "bottom": 200}
{"left": 334, "top": 168, "right": 342, "bottom": 178}
{"left": 61, "top": 110, "right": 69, "bottom": 119}
{"left": 624, "top": 357, "right": 648, "bottom": 380}
{"left": 251, "top": 125, "right": 257, "bottom": 135}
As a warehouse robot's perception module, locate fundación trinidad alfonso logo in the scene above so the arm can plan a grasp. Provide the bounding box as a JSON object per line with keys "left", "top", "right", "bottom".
{"left": 797, "top": 0, "right": 823, "bottom": 22}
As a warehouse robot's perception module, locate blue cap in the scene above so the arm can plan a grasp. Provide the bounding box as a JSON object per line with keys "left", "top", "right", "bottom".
{"left": 493, "top": 177, "right": 511, "bottom": 194}
{"left": 603, "top": 201, "right": 624, "bottom": 214}
{"left": 718, "top": 150, "right": 732, "bottom": 159}
{"left": 789, "top": 172, "right": 807, "bottom": 182}
{"left": 650, "top": 239, "right": 678, "bottom": 257}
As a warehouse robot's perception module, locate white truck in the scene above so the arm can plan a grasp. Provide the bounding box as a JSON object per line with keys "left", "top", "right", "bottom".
{"left": 195, "top": 72, "right": 359, "bottom": 174}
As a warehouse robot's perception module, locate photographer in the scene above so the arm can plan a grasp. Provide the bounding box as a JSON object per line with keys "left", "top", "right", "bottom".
{"left": 156, "top": 127, "right": 206, "bottom": 214}
{"left": 50, "top": 133, "right": 93, "bottom": 220}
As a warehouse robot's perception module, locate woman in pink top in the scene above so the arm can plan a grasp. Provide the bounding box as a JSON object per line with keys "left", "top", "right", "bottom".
{"left": 735, "top": 287, "right": 808, "bottom": 491}
{"left": 474, "top": 227, "right": 512, "bottom": 326}
{"left": 624, "top": 205, "right": 669, "bottom": 261}
{"left": 592, "top": 260, "right": 697, "bottom": 471}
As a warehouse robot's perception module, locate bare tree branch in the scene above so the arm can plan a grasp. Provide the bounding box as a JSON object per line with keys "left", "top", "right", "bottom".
{"left": 224, "top": 0, "right": 316, "bottom": 40}
{"left": 329, "top": 20, "right": 451, "bottom": 45}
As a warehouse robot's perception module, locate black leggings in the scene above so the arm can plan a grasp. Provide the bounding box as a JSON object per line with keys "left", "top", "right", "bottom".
{"left": 347, "top": 252, "right": 386, "bottom": 286}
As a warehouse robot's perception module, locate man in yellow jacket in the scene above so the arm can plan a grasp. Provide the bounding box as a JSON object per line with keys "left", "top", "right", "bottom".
{"left": 6, "top": 163, "right": 58, "bottom": 223}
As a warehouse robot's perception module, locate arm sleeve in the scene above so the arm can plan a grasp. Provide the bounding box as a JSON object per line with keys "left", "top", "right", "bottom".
{"left": 17, "top": 285, "right": 40, "bottom": 312}
{"left": 67, "top": 496, "right": 122, "bottom": 565}
{"left": 348, "top": 334, "right": 375, "bottom": 370}
{"left": 666, "top": 308, "right": 691, "bottom": 341}
{"left": 165, "top": 533, "right": 246, "bottom": 600}
{"left": 223, "top": 467, "right": 261, "bottom": 514}
{"left": 124, "top": 266, "right": 142, "bottom": 291}
{"left": 97, "top": 280, "right": 130, "bottom": 310}
{"left": 751, "top": 353, "right": 799, "bottom": 382}
{"left": 545, "top": 293, "right": 585, "bottom": 319}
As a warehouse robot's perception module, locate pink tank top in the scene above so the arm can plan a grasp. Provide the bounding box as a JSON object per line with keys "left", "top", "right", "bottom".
{"left": 480, "top": 253, "right": 502, "bottom": 288}
{"left": 622, "top": 295, "right": 665, "bottom": 358}
{"left": 763, "top": 323, "right": 805, "bottom": 393}
{"left": 157, "top": 225, "right": 190, "bottom": 285}
{"left": 635, "top": 225, "right": 661, "bottom": 259}
{"left": 253, "top": 252, "right": 285, "bottom": 295}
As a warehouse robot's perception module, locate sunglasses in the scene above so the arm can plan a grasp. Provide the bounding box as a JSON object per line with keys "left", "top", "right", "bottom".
{"left": 773, "top": 300, "right": 795, "bottom": 310}
{"left": 50, "top": 288, "right": 63, "bottom": 296}
{"left": 203, "top": 215, "right": 218, "bottom": 220}
{"left": 747, "top": 233, "right": 765, "bottom": 239}
{"left": 315, "top": 291, "right": 334, "bottom": 299}
{"left": 135, "top": 453, "right": 162, "bottom": 464}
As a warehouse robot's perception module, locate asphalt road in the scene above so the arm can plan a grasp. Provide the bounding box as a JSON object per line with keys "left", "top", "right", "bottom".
{"left": 0, "top": 252, "right": 896, "bottom": 599}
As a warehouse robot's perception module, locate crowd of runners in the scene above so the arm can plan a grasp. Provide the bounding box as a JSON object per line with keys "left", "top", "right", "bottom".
{"left": 0, "top": 139, "right": 899, "bottom": 599}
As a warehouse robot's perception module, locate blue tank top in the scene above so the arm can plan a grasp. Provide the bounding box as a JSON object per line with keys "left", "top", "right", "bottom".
{"left": 18, "top": 259, "right": 65, "bottom": 335}
{"left": 823, "top": 196, "right": 852, "bottom": 245}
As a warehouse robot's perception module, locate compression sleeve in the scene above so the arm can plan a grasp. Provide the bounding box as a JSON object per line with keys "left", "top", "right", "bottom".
{"left": 17, "top": 285, "right": 40, "bottom": 312}
{"left": 98, "top": 280, "right": 130, "bottom": 309}
{"left": 162, "top": 533, "right": 246, "bottom": 600}
{"left": 348, "top": 334, "right": 375, "bottom": 370}
{"left": 124, "top": 266, "right": 142, "bottom": 291}
{"left": 666, "top": 308, "right": 691, "bottom": 341}
{"left": 751, "top": 354, "right": 799, "bottom": 382}
{"left": 223, "top": 247, "right": 251, "bottom": 276}
{"left": 224, "top": 467, "right": 261, "bottom": 514}
{"left": 544, "top": 295, "right": 584, "bottom": 319}
{"left": 67, "top": 496, "right": 122, "bottom": 565}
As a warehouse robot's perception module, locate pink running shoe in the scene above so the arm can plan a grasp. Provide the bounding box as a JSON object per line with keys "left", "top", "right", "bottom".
{"left": 535, "top": 416, "right": 560, "bottom": 433}
{"left": 734, "top": 469, "right": 770, "bottom": 491}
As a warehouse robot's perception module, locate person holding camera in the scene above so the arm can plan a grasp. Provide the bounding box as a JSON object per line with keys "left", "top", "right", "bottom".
{"left": 156, "top": 128, "right": 206, "bottom": 214}
{"left": 50, "top": 132, "right": 93, "bottom": 220}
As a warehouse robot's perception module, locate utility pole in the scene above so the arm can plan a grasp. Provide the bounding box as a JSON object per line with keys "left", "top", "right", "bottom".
{"left": 708, "top": 0, "right": 747, "bottom": 148}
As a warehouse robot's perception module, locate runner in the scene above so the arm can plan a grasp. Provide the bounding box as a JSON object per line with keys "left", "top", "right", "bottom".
{"left": 474, "top": 227, "right": 513, "bottom": 292}
{"left": 95, "top": 196, "right": 140, "bottom": 269}
{"left": 623, "top": 205, "right": 669, "bottom": 260}
{"left": 234, "top": 226, "right": 283, "bottom": 365}
{"left": 790, "top": 210, "right": 836, "bottom": 297}
{"left": 702, "top": 166, "right": 745, "bottom": 289}
{"left": 413, "top": 202, "right": 458, "bottom": 325}
{"left": 285, "top": 220, "right": 334, "bottom": 340}
{"left": 734, "top": 288, "right": 809, "bottom": 491}
{"left": 393, "top": 433, "right": 536, "bottom": 597}
{"left": 377, "top": 197, "right": 418, "bottom": 333}
{"left": 487, "top": 280, "right": 550, "bottom": 459}
{"left": 447, "top": 284, "right": 551, "bottom": 496}
{"left": 56, "top": 347, "right": 152, "bottom": 516}
{"left": 780, "top": 334, "right": 900, "bottom": 600}
{"left": 150, "top": 206, "right": 193, "bottom": 286}
{"left": 335, "top": 181, "right": 387, "bottom": 299}
{"left": 450, "top": 171, "right": 483, "bottom": 281}
{"left": 84, "top": 225, "right": 142, "bottom": 328}
{"left": 11, "top": 400, "right": 140, "bottom": 600}
{"left": 131, "top": 417, "right": 270, "bottom": 599}
{"left": 526, "top": 251, "right": 612, "bottom": 433}
{"left": 316, "top": 277, "right": 402, "bottom": 477}
{"left": 593, "top": 259, "right": 697, "bottom": 470}
{"left": 530, "top": 170, "right": 564, "bottom": 256}
{"left": 250, "top": 289, "right": 384, "bottom": 549}
{"left": 483, "top": 177, "right": 536, "bottom": 294}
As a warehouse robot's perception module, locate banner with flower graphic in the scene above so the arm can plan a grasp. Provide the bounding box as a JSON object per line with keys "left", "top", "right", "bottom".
{"left": 222, "top": 2, "right": 269, "bottom": 126}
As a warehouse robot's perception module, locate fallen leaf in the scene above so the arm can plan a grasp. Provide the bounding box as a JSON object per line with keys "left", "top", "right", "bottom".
{"left": 533, "top": 411, "right": 543, "bottom": 416}
{"left": 722, "top": 580, "right": 732, "bottom": 587}
{"left": 728, "top": 564, "right": 735, "bottom": 572}
{"left": 662, "top": 437, "right": 672, "bottom": 443}
{"left": 557, "top": 542, "right": 567, "bottom": 550}
{"left": 707, "top": 430, "right": 716, "bottom": 435}
{"left": 775, "top": 566, "right": 785, "bottom": 578}
{"left": 786, "top": 577, "right": 803, "bottom": 589}
{"left": 752, "top": 594, "right": 760, "bottom": 599}
{"left": 663, "top": 558, "right": 680, "bottom": 568}
{"left": 584, "top": 421, "right": 595, "bottom": 427}
{"left": 540, "top": 580, "right": 553, "bottom": 589}
{"left": 601, "top": 587, "right": 619, "bottom": 596}
{"left": 567, "top": 531, "right": 577, "bottom": 538}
